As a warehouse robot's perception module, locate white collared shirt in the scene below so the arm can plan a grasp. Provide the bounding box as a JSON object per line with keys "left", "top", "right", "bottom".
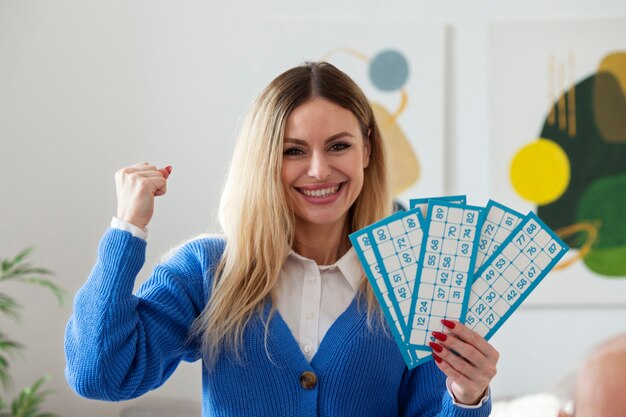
{"left": 272, "top": 248, "right": 361, "bottom": 362}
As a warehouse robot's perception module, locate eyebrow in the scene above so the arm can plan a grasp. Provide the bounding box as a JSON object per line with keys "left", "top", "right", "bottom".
{"left": 284, "top": 131, "right": 355, "bottom": 145}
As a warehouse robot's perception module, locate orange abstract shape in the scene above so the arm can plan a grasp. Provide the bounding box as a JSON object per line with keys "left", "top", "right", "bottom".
{"left": 553, "top": 221, "right": 599, "bottom": 270}
{"left": 371, "top": 102, "right": 420, "bottom": 196}
{"left": 594, "top": 52, "right": 626, "bottom": 143}
{"left": 599, "top": 52, "right": 626, "bottom": 94}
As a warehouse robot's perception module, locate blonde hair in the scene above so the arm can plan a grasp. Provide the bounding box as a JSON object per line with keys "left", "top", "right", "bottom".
{"left": 191, "top": 62, "right": 392, "bottom": 366}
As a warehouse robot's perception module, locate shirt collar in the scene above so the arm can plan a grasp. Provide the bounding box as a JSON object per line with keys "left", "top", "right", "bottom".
{"left": 286, "top": 247, "right": 362, "bottom": 292}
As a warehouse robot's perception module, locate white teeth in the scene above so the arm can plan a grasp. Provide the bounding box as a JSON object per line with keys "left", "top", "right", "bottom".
{"left": 301, "top": 185, "right": 340, "bottom": 198}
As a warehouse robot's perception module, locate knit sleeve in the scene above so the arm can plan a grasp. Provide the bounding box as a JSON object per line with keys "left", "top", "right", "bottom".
{"left": 398, "top": 361, "right": 492, "bottom": 417}
{"left": 64, "top": 228, "right": 222, "bottom": 401}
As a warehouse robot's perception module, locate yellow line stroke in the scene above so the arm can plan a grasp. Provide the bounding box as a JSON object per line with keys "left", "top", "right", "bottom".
{"left": 320, "top": 47, "right": 369, "bottom": 63}
{"left": 554, "top": 220, "right": 600, "bottom": 270}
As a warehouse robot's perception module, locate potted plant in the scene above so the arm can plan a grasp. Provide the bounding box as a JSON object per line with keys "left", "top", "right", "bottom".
{"left": 0, "top": 248, "right": 65, "bottom": 417}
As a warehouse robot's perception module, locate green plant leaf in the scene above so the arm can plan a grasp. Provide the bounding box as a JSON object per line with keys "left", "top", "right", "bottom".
{"left": 1, "top": 248, "right": 63, "bottom": 417}
{"left": 0, "top": 341, "right": 22, "bottom": 354}
{"left": 10, "top": 278, "right": 65, "bottom": 306}
{"left": 12, "top": 248, "right": 34, "bottom": 264}
{"left": 1, "top": 248, "right": 52, "bottom": 282}
{"left": 0, "top": 248, "right": 33, "bottom": 278}
{"left": 0, "top": 293, "right": 20, "bottom": 319}
{"left": 7, "top": 266, "right": 53, "bottom": 279}
{"left": 0, "top": 355, "right": 11, "bottom": 388}
{"left": 8, "top": 376, "right": 57, "bottom": 417}
{"left": 0, "top": 332, "right": 23, "bottom": 350}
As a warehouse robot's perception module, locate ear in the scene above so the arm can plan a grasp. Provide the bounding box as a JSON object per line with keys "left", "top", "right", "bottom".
{"left": 363, "top": 129, "right": 372, "bottom": 168}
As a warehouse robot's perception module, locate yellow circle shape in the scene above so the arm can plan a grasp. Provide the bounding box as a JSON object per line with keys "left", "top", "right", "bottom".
{"left": 510, "top": 139, "right": 571, "bottom": 205}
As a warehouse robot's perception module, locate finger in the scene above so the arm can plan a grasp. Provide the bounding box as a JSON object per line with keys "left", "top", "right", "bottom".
{"left": 130, "top": 162, "right": 159, "bottom": 172}
{"left": 132, "top": 170, "right": 166, "bottom": 179}
{"left": 441, "top": 319, "right": 499, "bottom": 362}
{"left": 116, "top": 164, "right": 158, "bottom": 180}
{"left": 431, "top": 331, "right": 489, "bottom": 369}
{"left": 432, "top": 352, "right": 477, "bottom": 387}
{"left": 430, "top": 342, "right": 482, "bottom": 382}
{"left": 154, "top": 179, "right": 167, "bottom": 197}
{"left": 432, "top": 351, "right": 489, "bottom": 406}
{"left": 158, "top": 165, "right": 172, "bottom": 180}
{"left": 122, "top": 173, "right": 166, "bottom": 192}
{"left": 147, "top": 176, "right": 166, "bottom": 192}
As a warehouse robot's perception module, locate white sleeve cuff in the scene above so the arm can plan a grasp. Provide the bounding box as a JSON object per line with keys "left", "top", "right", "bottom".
{"left": 446, "top": 378, "right": 490, "bottom": 409}
{"left": 111, "top": 217, "right": 148, "bottom": 240}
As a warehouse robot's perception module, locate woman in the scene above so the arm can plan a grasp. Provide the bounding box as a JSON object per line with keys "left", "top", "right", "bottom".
{"left": 65, "top": 62, "right": 498, "bottom": 416}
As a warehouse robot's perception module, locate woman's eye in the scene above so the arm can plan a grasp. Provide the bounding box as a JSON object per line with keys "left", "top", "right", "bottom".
{"left": 330, "top": 143, "right": 351, "bottom": 151}
{"left": 283, "top": 147, "right": 304, "bottom": 156}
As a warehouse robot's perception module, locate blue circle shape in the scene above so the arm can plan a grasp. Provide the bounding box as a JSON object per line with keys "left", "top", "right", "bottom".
{"left": 369, "top": 50, "right": 409, "bottom": 92}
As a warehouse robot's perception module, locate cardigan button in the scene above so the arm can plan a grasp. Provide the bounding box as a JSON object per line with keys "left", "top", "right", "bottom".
{"left": 299, "top": 371, "right": 317, "bottom": 389}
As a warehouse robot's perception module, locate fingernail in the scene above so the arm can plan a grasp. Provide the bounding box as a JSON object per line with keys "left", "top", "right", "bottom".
{"left": 432, "top": 353, "right": 442, "bottom": 363}
{"left": 441, "top": 319, "right": 456, "bottom": 329}
{"left": 429, "top": 342, "right": 443, "bottom": 353}
{"left": 166, "top": 166, "right": 173, "bottom": 173}
{"left": 432, "top": 331, "right": 447, "bottom": 342}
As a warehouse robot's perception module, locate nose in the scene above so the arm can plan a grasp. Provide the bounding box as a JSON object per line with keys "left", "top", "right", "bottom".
{"left": 307, "top": 151, "right": 331, "bottom": 180}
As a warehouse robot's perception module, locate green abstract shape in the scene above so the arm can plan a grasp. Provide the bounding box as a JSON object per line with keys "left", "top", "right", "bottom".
{"left": 577, "top": 174, "right": 626, "bottom": 249}
{"left": 576, "top": 174, "right": 626, "bottom": 277}
{"left": 583, "top": 246, "right": 626, "bottom": 277}
{"left": 538, "top": 75, "right": 626, "bottom": 245}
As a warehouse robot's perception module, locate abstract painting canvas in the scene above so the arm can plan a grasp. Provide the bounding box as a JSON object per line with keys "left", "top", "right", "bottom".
{"left": 489, "top": 19, "right": 626, "bottom": 305}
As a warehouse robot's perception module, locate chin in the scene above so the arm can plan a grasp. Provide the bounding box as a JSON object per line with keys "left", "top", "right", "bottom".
{"left": 295, "top": 211, "right": 349, "bottom": 229}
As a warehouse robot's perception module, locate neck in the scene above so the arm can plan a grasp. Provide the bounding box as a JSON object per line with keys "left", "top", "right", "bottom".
{"left": 292, "top": 218, "right": 351, "bottom": 265}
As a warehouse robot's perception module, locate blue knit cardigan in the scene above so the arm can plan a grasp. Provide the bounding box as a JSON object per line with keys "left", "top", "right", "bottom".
{"left": 65, "top": 229, "right": 491, "bottom": 416}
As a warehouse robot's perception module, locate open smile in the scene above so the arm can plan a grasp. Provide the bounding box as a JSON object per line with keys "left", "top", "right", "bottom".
{"left": 295, "top": 183, "right": 345, "bottom": 203}
{"left": 297, "top": 183, "right": 342, "bottom": 197}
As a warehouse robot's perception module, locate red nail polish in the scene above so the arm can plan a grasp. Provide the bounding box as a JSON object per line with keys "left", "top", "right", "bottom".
{"left": 429, "top": 342, "right": 443, "bottom": 353}
{"left": 432, "top": 331, "right": 447, "bottom": 342}
{"left": 166, "top": 166, "right": 173, "bottom": 173}
{"left": 441, "top": 319, "right": 456, "bottom": 329}
{"left": 432, "top": 353, "right": 442, "bottom": 363}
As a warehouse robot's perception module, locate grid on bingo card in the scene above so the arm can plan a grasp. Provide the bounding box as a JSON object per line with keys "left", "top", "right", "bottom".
{"left": 352, "top": 229, "right": 433, "bottom": 369}
{"left": 371, "top": 211, "right": 423, "bottom": 331}
{"left": 352, "top": 231, "right": 406, "bottom": 339}
{"left": 466, "top": 214, "right": 567, "bottom": 339}
{"left": 408, "top": 203, "right": 478, "bottom": 348}
{"left": 475, "top": 201, "right": 524, "bottom": 273}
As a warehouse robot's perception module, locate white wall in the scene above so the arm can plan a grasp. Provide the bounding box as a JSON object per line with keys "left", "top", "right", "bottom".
{"left": 1, "top": 1, "right": 625, "bottom": 416}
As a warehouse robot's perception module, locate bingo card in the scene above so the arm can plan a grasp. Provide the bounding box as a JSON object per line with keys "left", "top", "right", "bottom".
{"left": 466, "top": 211, "right": 568, "bottom": 339}
{"left": 407, "top": 201, "right": 485, "bottom": 351}
{"left": 475, "top": 200, "right": 524, "bottom": 273}
{"left": 351, "top": 197, "right": 569, "bottom": 369}
{"left": 409, "top": 195, "right": 467, "bottom": 217}
{"left": 349, "top": 208, "right": 432, "bottom": 367}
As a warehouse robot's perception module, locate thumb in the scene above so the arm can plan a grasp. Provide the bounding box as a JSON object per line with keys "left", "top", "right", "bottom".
{"left": 159, "top": 165, "right": 173, "bottom": 180}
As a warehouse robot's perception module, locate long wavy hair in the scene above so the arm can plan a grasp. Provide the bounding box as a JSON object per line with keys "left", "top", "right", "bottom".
{"left": 191, "top": 61, "right": 392, "bottom": 366}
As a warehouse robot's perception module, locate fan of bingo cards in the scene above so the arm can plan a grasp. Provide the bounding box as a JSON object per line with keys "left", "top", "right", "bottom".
{"left": 349, "top": 196, "right": 569, "bottom": 368}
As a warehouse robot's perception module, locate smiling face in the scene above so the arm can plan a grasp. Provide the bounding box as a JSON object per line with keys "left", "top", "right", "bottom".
{"left": 282, "top": 97, "right": 371, "bottom": 233}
